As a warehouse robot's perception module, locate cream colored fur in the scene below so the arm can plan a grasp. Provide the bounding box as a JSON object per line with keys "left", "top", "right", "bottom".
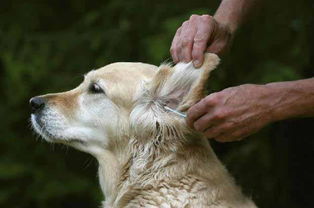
{"left": 31, "top": 53, "right": 257, "bottom": 208}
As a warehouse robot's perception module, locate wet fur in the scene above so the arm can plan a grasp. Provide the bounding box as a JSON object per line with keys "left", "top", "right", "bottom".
{"left": 31, "top": 54, "right": 257, "bottom": 207}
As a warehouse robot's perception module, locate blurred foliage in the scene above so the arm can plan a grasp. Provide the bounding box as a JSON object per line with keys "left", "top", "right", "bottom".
{"left": 0, "top": 0, "right": 313, "bottom": 208}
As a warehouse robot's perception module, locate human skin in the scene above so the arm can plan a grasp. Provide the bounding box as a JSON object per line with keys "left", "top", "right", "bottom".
{"left": 187, "top": 79, "right": 314, "bottom": 142}
{"left": 170, "top": 0, "right": 257, "bottom": 67}
{"left": 170, "top": 0, "right": 314, "bottom": 142}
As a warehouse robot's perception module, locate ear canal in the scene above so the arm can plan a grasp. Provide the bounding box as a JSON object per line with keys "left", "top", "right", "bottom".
{"left": 177, "top": 53, "right": 220, "bottom": 112}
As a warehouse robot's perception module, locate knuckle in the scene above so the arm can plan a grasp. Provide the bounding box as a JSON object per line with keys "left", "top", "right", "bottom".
{"left": 182, "top": 21, "right": 189, "bottom": 26}
{"left": 193, "top": 36, "right": 206, "bottom": 44}
{"left": 204, "top": 95, "right": 218, "bottom": 107}
{"left": 197, "top": 98, "right": 207, "bottom": 110}
{"left": 211, "top": 113, "right": 220, "bottom": 121}
{"left": 176, "top": 27, "right": 182, "bottom": 33}
{"left": 212, "top": 111, "right": 225, "bottom": 120}
{"left": 170, "top": 47, "right": 178, "bottom": 56}
{"left": 199, "top": 97, "right": 209, "bottom": 107}
{"left": 241, "top": 83, "right": 251, "bottom": 88}
{"left": 204, "top": 97, "right": 214, "bottom": 107}
{"left": 213, "top": 92, "right": 224, "bottom": 102}
{"left": 170, "top": 47, "right": 177, "bottom": 54}
{"left": 201, "top": 14, "right": 212, "bottom": 21}
{"left": 224, "top": 122, "right": 235, "bottom": 130}
{"left": 190, "top": 14, "right": 199, "bottom": 20}
{"left": 213, "top": 92, "right": 223, "bottom": 99}
{"left": 187, "top": 107, "right": 196, "bottom": 120}
{"left": 181, "top": 39, "right": 192, "bottom": 47}
{"left": 219, "top": 109, "right": 230, "bottom": 119}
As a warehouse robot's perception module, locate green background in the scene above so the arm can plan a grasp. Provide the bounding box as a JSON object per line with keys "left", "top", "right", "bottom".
{"left": 0, "top": 0, "right": 313, "bottom": 207}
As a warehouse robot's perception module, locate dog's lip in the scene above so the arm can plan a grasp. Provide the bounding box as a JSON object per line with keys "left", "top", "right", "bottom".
{"left": 31, "top": 114, "right": 56, "bottom": 141}
{"left": 58, "top": 138, "right": 85, "bottom": 145}
{"left": 31, "top": 112, "right": 87, "bottom": 146}
{"left": 32, "top": 113, "right": 45, "bottom": 128}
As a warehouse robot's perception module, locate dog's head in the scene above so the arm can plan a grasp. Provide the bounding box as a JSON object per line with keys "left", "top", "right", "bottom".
{"left": 30, "top": 54, "right": 219, "bottom": 156}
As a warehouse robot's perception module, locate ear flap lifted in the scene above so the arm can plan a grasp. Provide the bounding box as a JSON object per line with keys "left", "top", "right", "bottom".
{"left": 149, "top": 53, "right": 220, "bottom": 112}
{"left": 177, "top": 53, "right": 220, "bottom": 111}
{"left": 129, "top": 53, "right": 220, "bottom": 142}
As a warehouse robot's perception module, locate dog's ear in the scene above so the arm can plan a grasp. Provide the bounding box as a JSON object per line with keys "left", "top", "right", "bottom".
{"left": 130, "top": 53, "right": 219, "bottom": 141}
{"left": 149, "top": 53, "right": 220, "bottom": 112}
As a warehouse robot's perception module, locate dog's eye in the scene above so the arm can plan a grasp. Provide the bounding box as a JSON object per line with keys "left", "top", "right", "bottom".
{"left": 89, "top": 83, "right": 104, "bottom": 94}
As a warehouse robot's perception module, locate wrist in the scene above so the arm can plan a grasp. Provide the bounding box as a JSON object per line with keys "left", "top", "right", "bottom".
{"left": 213, "top": 14, "right": 238, "bottom": 35}
{"left": 249, "top": 84, "right": 281, "bottom": 124}
{"left": 263, "top": 81, "right": 307, "bottom": 122}
{"left": 261, "top": 83, "right": 286, "bottom": 122}
{"left": 213, "top": 0, "right": 259, "bottom": 35}
{"left": 213, "top": 0, "right": 243, "bottom": 34}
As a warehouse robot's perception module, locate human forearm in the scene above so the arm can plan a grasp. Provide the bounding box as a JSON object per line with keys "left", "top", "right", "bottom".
{"left": 214, "top": 0, "right": 258, "bottom": 33}
{"left": 187, "top": 78, "right": 314, "bottom": 142}
{"left": 266, "top": 78, "right": 314, "bottom": 121}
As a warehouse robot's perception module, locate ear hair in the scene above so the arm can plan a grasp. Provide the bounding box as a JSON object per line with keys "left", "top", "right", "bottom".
{"left": 149, "top": 53, "right": 220, "bottom": 112}
{"left": 149, "top": 64, "right": 173, "bottom": 96}
{"left": 178, "top": 53, "right": 220, "bottom": 111}
{"left": 129, "top": 53, "right": 219, "bottom": 145}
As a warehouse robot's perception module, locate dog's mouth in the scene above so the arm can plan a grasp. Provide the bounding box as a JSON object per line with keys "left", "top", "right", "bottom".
{"left": 31, "top": 113, "right": 54, "bottom": 142}
{"left": 31, "top": 114, "right": 84, "bottom": 145}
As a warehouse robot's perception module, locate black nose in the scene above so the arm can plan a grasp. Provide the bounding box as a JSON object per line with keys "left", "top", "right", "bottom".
{"left": 29, "top": 97, "right": 46, "bottom": 113}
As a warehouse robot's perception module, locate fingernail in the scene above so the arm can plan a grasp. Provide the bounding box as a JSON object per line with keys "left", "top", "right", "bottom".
{"left": 193, "top": 60, "right": 201, "bottom": 68}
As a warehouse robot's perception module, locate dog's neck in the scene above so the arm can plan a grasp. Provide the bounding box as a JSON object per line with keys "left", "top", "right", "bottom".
{"left": 95, "top": 133, "right": 131, "bottom": 205}
{"left": 96, "top": 130, "right": 217, "bottom": 207}
{"left": 97, "top": 150, "right": 120, "bottom": 201}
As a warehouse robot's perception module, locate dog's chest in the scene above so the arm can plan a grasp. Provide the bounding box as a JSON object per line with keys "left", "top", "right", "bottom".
{"left": 117, "top": 175, "right": 209, "bottom": 208}
{"left": 124, "top": 188, "right": 190, "bottom": 208}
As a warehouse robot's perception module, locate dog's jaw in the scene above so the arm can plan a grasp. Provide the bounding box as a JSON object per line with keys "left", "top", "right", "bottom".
{"left": 30, "top": 104, "right": 111, "bottom": 156}
{"left": 30, "top": 108, "right": 68, "bottom": 143}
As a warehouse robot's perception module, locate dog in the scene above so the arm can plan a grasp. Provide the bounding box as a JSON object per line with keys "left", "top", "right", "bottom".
{"left": 30, "top": 53, "right": 257, "bottom": 208}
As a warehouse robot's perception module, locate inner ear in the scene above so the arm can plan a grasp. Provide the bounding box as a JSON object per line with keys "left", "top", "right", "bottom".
{"left": 149, "top": 53, "right": 220, "bottom": 112}
{"left": 178, "top": 54, "right": 219, "bottom": 111}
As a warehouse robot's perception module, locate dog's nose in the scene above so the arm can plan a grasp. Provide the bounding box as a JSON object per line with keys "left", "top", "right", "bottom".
{"left": 29, "top": 96, "right": 46, "bottom": 113}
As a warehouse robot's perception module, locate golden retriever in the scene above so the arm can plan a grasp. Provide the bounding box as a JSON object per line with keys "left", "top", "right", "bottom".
{"left": 30, "top": 53, "right": 257, "bottom": 208}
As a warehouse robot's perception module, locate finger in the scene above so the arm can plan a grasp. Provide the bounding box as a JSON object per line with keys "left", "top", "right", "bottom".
{"left": 215, "top": 131, "right": 243, "bottom": 143}
{"left": 203, "top": 119, "right": 236, "bottom": 139}
{"left": 178, "top": 19, "right": 197, "bottom": 62}
{"left": 215, "top": 127, "right": 252, "bottom": 142}
{"left": 192, "top": 15, "right": 214, "bottom": 68}
{"left": 193, "top": 113, "right": 215, "bottom": 132}
{"left": 186, "top": 97, "right": 212, "bottom": 128}
{"left": 203, "top": 126, "right": 223, "bottom": 139}
{"left": 170, "top": 27, "right": 182, "bottom": 63}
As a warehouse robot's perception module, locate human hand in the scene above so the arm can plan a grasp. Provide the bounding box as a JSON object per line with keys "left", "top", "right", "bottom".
{"left": 170, "top": 14, "right": 233, "bottom": 68}
{"left": 187, "top": 84, "right": 277, "bottom": 142}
